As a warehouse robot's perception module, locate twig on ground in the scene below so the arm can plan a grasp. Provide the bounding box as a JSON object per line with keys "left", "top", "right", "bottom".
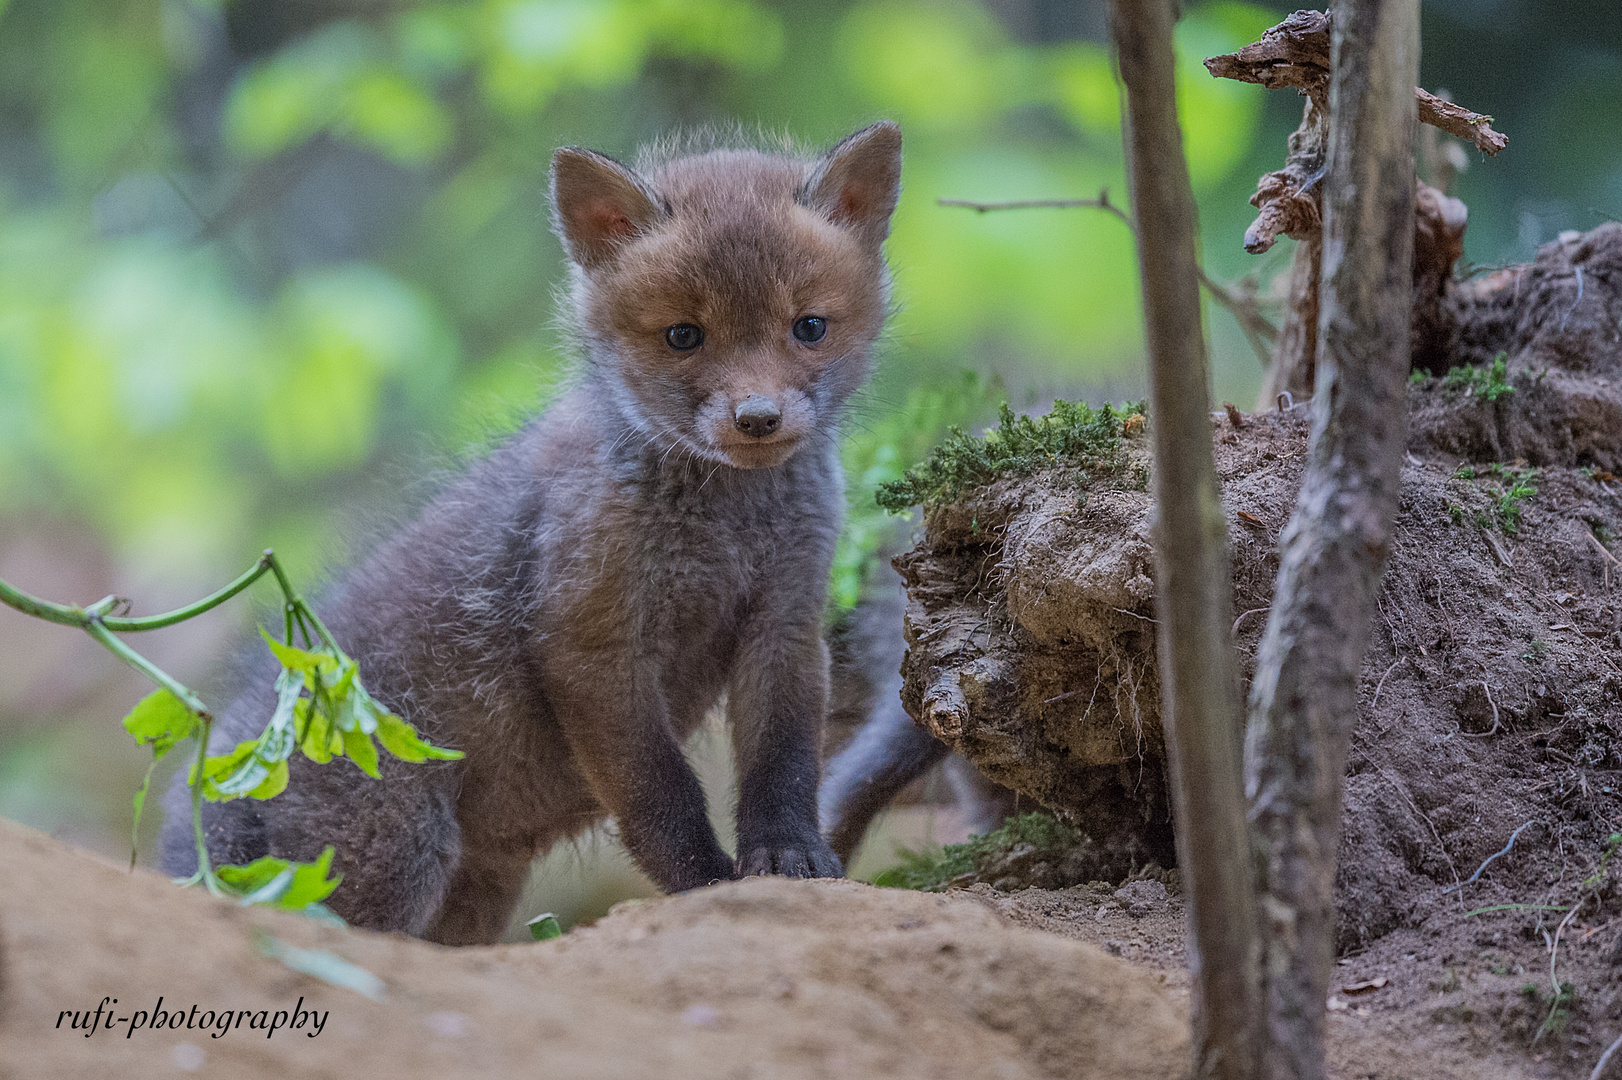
{"left": 1537, "top": 899, "right": 1587, "bottom": 1045}
{"left": 1590, "top": 1030, "right": 1622, "bottom": 1080}
{"left": 1588, "top": 531, "right": 1620, "bottom": 589}
{"left": 1233, "top": 606, "right": 1271, "bottom": 635}
{"left": 1462, "top": 680, "right": 1502, "bottom": 737}
{"left": 1370, "top": 655, "right": 1404, "bottom": 711}
{"left": 1443, "top": 819, "right": 1535, "bottom": 893}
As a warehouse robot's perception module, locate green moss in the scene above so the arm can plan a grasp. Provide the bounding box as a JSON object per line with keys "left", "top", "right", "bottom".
{"left": 869, "top": 812, "right": 1083, "bottom": 891}
{"left": 1443, "top": 352, "right": 1515, "bottom": 402}
{"left": 875, "top": 399, "right": 1145, "bottom": 514}
{"left": 1446, "top": 461, "right": 1537, "bottom": 534}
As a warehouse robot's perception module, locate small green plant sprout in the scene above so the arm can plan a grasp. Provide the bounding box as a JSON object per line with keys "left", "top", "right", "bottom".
{"left": 1523, "top": 639, "right": 1549, "bottom": 664}
{"left": 1446, "top": 461, "right": 1538, "bottom": 534}
{"left": 527, "top": 912, "right": 564, "bottom": 941}
{"left": 875, "top": 399, "right": 1146, "bottom": 514}
{"left": 0, "top": 549, "right": 461, "bottom": 911}
{"left": 1409, "top": 368, "right": 1429, "bottom": 385}
{"left": 1442, "top": 351, "right": 1515, "bottom": 402}
{"left": 1585, "top": 832, "right": 1622, "bottom": 889}
{"left": 1534, "top": 980, "right": 1578, "bottom": 1043}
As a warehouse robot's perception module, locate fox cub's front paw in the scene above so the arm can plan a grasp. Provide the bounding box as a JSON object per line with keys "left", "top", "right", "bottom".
{"left": 737, "top": 832, "right": 844, "bottom": 879}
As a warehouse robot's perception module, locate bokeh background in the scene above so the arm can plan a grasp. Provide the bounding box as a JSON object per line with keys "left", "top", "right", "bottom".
{"left": 2, "top": 0, "right": 1617, "bottom": 929}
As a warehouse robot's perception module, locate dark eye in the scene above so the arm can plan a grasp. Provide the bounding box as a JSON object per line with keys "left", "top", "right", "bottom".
{"left": 792, "top": 316, "right": 827, "bottom": 343}
{"left": 665, "top": 323, "right": 704, "bottom": 351}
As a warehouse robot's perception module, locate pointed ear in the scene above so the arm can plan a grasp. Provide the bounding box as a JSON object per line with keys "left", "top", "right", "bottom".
{"left": 550, "top": 148, "right": 665, "bottom": 270}
{"left": 801, "top": 121, "right": 902, "bottom": 244}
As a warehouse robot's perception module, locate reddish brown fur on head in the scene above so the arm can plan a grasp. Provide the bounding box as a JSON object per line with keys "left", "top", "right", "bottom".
{"left": 550, "top": 123, "right": 902, "bottom": 469}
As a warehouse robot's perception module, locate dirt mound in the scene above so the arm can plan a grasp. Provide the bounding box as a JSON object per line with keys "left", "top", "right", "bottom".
{"left": 0, "top": 817, "right": 1189, "bottom": 1080}
{"left": 889, "top": 225, "right": 1622, "bottom": 1068}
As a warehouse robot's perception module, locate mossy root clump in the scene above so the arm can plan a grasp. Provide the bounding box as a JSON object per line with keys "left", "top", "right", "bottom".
{"left": 875, "top": 400, "right": 1145, "bottom": 513}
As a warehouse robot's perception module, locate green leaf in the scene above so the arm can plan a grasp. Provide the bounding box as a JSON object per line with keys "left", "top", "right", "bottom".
{"left": 260, "top": 627, "right": 339, "bottom": 685}
{"left": 238, "top": 866, "right": 297, "bottom": 906}
{"left": 254, "top": 930, "right": 384, "bottom": 1002}
{"left": 218, "top": 854, "right": 292, "bottom": 896}
{"left": 122, "top": 688, "right": 198, "bottom": 758}
{"left": 203, "top": 739, "right": 271, "bottom": 799}
{"left": 342, "top": 726, "right": 381, "bottom": 778}
{"left": 129, "top": 756, "right": 160, "bottom": 870}
{"left": 279, "top": 846, "right": 342, "bottom": 909}
{"left": 247, "top": 758, "right": 290, "bottom": 800}
{"left": 299, "top": 700, "right": 336, "bottom": 764}
{"left": 219, "top": 847, "right": 340, "bottom": 911}
{"left": 373, "top": 709, "right": 463, "bottom": 763}
{"left": 257, "top": 668, "right": 303, "bottom": 763}
{"left": 351, "top": 687, "right": 382, "bottom": 734}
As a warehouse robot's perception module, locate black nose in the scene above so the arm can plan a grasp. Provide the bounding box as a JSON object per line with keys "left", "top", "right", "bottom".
{"left": 734, "top": 396, "right": 782, "bottom": 439}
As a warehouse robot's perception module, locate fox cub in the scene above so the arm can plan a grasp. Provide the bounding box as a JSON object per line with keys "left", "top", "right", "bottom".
{"left": 160, "top": 123, "right": 903, "bottom": 944}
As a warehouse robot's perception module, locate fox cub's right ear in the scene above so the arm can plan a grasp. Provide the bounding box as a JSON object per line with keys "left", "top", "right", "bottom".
{"left": 550, "top": 148, "right": 665, "bottom": 270}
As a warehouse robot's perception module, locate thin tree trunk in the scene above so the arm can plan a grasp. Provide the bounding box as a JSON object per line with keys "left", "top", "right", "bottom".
{"left": 1243, "top": 3, "right": 1418, "bottom": 1079}
{"left": 1108, "top": 4, "right": 1259, "bottom": 1077}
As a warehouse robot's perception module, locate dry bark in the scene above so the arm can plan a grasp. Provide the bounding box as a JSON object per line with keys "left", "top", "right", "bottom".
{"left": 1108, "top": 3, "right": 1258, "bottom": 1077}
{"left": 1242, "top": 4, "right": 1419, "bottom": 1079}
{"left": 1226, "top": 13, "right": 1485, "bottom": 408}
{"left": 1211, "top": 8, "right": 1496, "bottom": 407}
{"left": 1204, "top": 9, "right": 1505, "bottom": 157}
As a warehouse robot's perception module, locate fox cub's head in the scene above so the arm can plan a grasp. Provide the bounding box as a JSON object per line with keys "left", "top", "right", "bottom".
{"left": 551, "top": 123, "right": 901, "bottom": 470}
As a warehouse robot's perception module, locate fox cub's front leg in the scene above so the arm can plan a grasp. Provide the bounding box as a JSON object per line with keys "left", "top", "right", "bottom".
{"left": 552, "top": 680, "right": 738, "bottom": 891}
{"left": 729, "top": 615, "right": 843, "bottom": 878}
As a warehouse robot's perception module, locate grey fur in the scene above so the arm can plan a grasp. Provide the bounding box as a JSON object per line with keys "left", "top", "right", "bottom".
{"left": 160, "top": 124, "right": 903, "bottom": 942}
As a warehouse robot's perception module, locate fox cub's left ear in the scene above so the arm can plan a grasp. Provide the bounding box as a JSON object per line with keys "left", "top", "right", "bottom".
{"left": 802, "top": 121, "right": 902, "bottom": 246}
{"left": 551, "top": 147, "right": 666, "bottom": 270}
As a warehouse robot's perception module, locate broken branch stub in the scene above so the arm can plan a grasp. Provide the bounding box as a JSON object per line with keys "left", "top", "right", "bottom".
{"left": 1203, "top": 9, "right": 1332, "bottom": 106}
{"left": 1210, "top": 8, "right": 1504, "bottom": 262}
{"left": 1417, "top": 88, "right": 1508, "bottom": 156}
{"left": 1245, "top": 97, "right": 1328, "bottom": 255}
{"left": 1205, "top": 9, "right": 1506, "bottom": 157}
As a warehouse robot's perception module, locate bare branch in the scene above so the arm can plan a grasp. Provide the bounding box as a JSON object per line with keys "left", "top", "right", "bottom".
{"left": 1416, "top": 87, "right": 1507, "bottom": 156}
{"left": 936, "top": 193, "right": 1133, "bottom": 228}
{"left": 938, "top": 192, "right": 1278, "bottom": 367}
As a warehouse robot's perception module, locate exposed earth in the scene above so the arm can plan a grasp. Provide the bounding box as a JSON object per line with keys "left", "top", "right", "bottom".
{"left": 887, "top": 224, "right": 1622, "bottom": 1077}
{"left": 0, "top": 814, "right": 1591, "bottom": 1080}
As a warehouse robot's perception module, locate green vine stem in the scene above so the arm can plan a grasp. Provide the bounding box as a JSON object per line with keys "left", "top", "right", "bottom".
{"left": 1, "top": 549, "right": 323, "bottom": 896}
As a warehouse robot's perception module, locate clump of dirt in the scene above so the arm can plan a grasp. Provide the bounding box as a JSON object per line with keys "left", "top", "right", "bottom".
{"left": 0, "top": 816, "right": 1191, "bottom": 1080}
{"left": 888, "top": 224, "right": 1622, "bottom": 1071}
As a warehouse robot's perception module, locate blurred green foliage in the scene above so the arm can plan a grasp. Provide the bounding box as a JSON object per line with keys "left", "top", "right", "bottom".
{"left": 0, "top": 0, "right": 1279, "bottom": 596}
